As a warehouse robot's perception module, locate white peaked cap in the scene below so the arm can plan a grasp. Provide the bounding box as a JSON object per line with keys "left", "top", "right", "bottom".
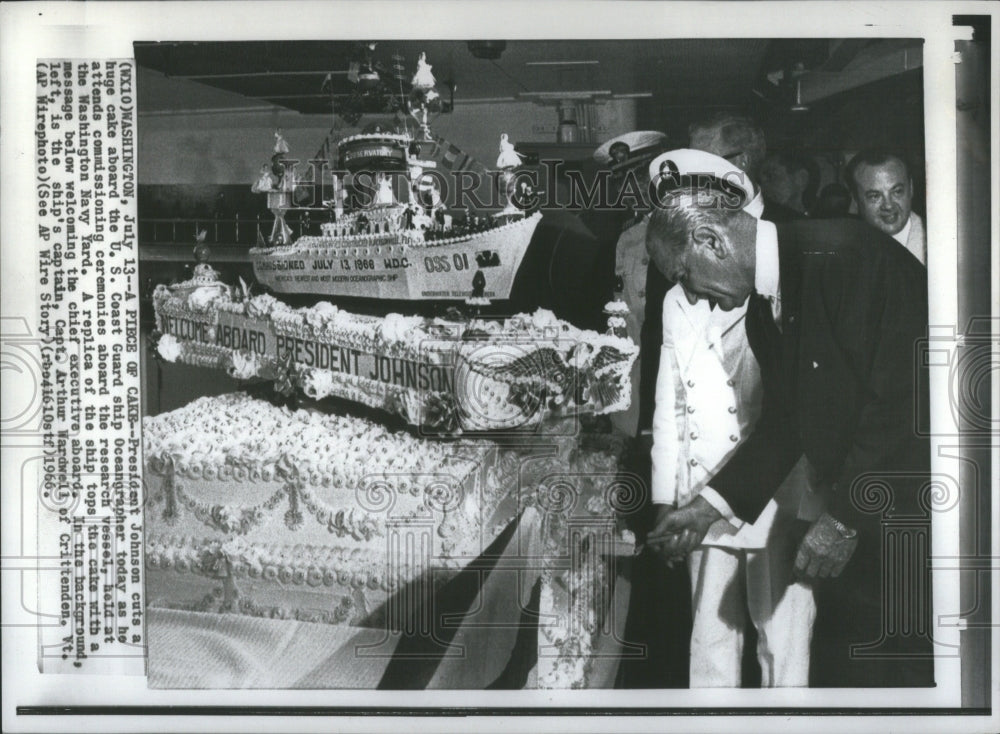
{"left": 648, "top": 148, "right": 760, "bottom": 217}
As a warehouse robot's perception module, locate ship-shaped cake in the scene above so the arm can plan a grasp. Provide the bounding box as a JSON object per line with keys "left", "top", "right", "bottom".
{"left": 250, "top": 54, "right": 541, "bottom": 302}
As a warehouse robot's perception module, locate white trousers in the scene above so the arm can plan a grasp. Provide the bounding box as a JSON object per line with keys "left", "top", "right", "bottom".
{"left": 686, "top": 513, "right": 816, "bottom": 687}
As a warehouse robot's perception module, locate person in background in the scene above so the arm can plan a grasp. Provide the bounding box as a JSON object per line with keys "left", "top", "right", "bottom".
{"left": 586, "top": 130, "right": 694, "bottom": 688}
{"left": 507, "top": 132, "right": 667, "bottom": 334}
{"left": 758, "top": 152, "right": 819, "bottom": 217}
{"left": 590, "top": 130, "right": 668, "bottom": 439}
{"left": 845, "top": 149, "right": 926, "bottom": 264}
{"left": 687, "top": 112, "right": 803, "bottom": 223}
{"left": 810, "top": 183, "right": 853, "bottom": 219}
{"left": 646, "top": 149, "right": 820, "bottom": 687}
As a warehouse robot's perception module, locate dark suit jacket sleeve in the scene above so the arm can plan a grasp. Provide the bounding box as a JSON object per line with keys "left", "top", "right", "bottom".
{"left": 705, "top": 385, "right": 803, "bottom": 524}
{"left": 823, "top": 249, "right": 929, "bottom": 528}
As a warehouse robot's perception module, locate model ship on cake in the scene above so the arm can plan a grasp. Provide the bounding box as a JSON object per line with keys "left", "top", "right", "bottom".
{"left": 249, "top": 52, "right": 542, "bottom": 302}
{"left": 153, "top": 50, "right": 637, "bottom": 434}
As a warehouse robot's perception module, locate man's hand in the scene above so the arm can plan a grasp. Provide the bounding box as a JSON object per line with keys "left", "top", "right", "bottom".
{"left": 646, "top": 496, "right": 722, "bottom": 566}
{"left": 794, "top": 512, "right": 859, "bottom": 580}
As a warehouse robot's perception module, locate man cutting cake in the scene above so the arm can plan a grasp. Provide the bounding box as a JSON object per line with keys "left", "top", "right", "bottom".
{"left": 645, "top": 149, "right": 820, "bottom": 687}
{"left": 643, "top": 148, "right": 932, "bottom": 687}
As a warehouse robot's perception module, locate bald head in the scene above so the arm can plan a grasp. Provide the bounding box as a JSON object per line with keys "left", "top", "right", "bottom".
{"left": 688, "top": 113, "right": 767, "bottom": 182}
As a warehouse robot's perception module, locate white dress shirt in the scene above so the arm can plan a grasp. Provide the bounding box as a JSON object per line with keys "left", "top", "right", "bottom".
{"left": 892, "top": 211, "right": 926, "bottom": 265}
{"left": 894, "top": 214, "right": 912, "bottom": 248}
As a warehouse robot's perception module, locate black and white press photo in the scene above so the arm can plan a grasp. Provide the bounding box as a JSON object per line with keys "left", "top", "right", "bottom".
{"left": 1, "top": 2, "right": 996, "bottom": 733}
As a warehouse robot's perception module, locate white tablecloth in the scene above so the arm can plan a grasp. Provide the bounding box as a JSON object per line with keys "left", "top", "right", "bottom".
{"left": 147, "top": 505, "right": 629, "bottom": 688}
{"left": 147, "top": 608, "right": 399, "bottom": 688}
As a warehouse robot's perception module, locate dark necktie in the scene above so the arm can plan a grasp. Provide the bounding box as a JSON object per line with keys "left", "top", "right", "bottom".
{"left": 746, "top": 291, "right": 782, "bottom": 388}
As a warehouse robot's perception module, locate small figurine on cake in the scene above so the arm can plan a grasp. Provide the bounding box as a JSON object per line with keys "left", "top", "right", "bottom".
{"left": 252, "top": 131, "right": 294, "bottom": 245}
{"left": 279, "top": 159, "right": 297, "bottom": 193}
{"left": 322, "top": 174, "right": 344, "bottom": 220}
{"left": 250, "top": 130, "right": 295, "bottom": 245}
{"left": 273, "top": 128, "right": 290, "bottom": 155}
{"left": 407, "top": 162, "right": 424, "bottom": 206}
{"left": 409, "top": 202, "right": 433, "bottom": 231}
{"left": 411, "top": 51, "right": 436, "bottom": 89}
{"left": 603, "top": 300, "right": 630, "bottom": 339}
{"left": 496, "top": 133, "right": 524, "bottom": 169}
{"left": 165, "top": 229, "right": 228, "bottom": 312}
{"left": 465, "top": 269, "right": 491, "bottom": 308}
{"left": 496, "top": 133, "right": 526, "bottom": 217}
{"left": 251, "top": 164, "right": 275, "bottom": 193}
{"left": 375, "top": 173, "right": 395, "bottom": 206}
{"left": 407, "top": 52, "right": 442, "bottom": 140}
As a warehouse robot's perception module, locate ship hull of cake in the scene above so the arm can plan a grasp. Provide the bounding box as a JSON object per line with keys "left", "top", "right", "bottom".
{"left": 251, "top": 212, "right": 540, "bottom": 301}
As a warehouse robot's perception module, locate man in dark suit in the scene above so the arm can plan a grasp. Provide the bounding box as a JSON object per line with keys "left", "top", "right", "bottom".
{"left": 644, "top": 182, "right": 933, "bottom": 687}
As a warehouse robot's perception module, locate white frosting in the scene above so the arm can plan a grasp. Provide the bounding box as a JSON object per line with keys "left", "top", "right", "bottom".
{"left": 154, "top": 286, "right": 641, "bottom": 428}
{"left": 143, "top": 393, "right": 483, "bottom": 485}
{"left": 143, "top": 393, "right": 508, "bottom": 625}
{"left": 157, "top": 334, "right": 182, "bottom": 362}
{"left": 606, "top": 316, "right": 627, "bottom": 330}
{"left": 603, "top": 300, "right": 630, "bottom": 316}
{"left": 227, "top": 352, "right": 260, "bottom": 380}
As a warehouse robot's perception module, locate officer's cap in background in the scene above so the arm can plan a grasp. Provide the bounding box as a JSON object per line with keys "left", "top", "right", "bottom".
{"left": 593, "top": 131, "right": 668, "bottom": 171}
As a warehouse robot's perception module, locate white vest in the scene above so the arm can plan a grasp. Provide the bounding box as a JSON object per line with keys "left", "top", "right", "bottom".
{"left": 650, "top": 285, "right": 820, "bottom": 549}
{"left": 651, "top": 286, "right": 758, "bottom": 507}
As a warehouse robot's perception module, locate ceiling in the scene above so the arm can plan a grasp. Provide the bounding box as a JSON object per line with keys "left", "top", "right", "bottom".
{"left": 134, "top": 39, "right": 773, "bottom": 115}
{"left": 134, "top": 39, "right": 923, "bottom": 119}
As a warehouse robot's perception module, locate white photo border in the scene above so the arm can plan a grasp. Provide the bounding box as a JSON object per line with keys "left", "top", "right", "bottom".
{"left": 1, "top": 1, "right": 997, "bottom": 732}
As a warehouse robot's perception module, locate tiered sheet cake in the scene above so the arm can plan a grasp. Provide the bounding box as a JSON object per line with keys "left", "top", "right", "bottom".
{"left": 143, "top": 393, "right": 511, "bottom": 626}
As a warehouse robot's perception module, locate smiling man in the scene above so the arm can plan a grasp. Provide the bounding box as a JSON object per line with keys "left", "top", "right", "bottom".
{"left": 846, "top": 149, "right": 927, "bottom": 264}
{"left": 644, "top": 153, "right": 933, "bottom": 687}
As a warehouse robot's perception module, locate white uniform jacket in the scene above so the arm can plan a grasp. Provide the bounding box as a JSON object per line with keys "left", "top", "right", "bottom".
{"left": 650, "top": 284, "right": 817, "bottom": 548}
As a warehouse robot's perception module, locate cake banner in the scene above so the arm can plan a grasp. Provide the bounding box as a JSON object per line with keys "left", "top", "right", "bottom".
{"left": 153, "top": 286, "right": 638, "bottom": 433}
